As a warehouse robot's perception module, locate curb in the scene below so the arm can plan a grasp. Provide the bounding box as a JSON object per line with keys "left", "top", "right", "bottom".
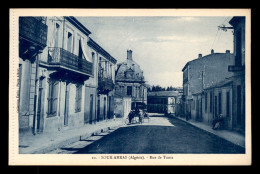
{"left": 172, "top": 115, "right": 245, "bottom": 149}
{"left": 27, "top": 123, "right": 124, "bottom": 154}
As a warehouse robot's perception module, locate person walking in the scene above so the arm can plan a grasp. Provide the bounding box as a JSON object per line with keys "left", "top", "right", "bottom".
{"left": 128, "top": 110, "right": 134, "bottom": 124}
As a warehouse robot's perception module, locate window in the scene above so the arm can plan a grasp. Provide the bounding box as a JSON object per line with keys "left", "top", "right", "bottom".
{"left": 205, "top": 92, "right": 207, "bottom": 112}
{"left": 78, "top": 39, "right": 83, "bottom": 59}
{"left": 67, "top": 32, "right": 73, "bottom": 52}
{"left": 92, "top": 52, "right": 95, "bottom": 74}
{"left": 183, "top": 68, "right": 188, "bottom": 83}
{"left": 103, "top": 97, "right": 106, "bottom": 119}
{"left": 214, "top": 96, "right": 218, "bottom": 118}
{"left": 127, "top": 86, "right": 132, "bottom": 96}
{"left": 160, "top": 98, "right": 164, "bottom": 104}
{"left": 184, "top": 85, "right": 187, "bottom": 96}
{"left": 47, "top": 79, "right": 59, "bottom": 116}
{"left": 75, "top": 84, "right": 82, "bottom": 112}
{"left": 120, "top": 86, "right": 124, "bottom": 95}
{"left": 218, "top": 92, "right": 222, "bottom": 114}
{"left": 226, "top": 91, "right": 230, "bottom": 117}
{"left": 109, "top": 64, "right": 112, "bottom": 78}
{"left": 210, "top": 91, "right": 213, "bottom": 113}
{"left": 54, "top": 23, "right": 60, "bottom": 48}
{"left": 237, "top": 85, "right": 242, "bottom": 124}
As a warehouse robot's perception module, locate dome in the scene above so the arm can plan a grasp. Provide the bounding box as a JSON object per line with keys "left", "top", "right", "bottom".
{"left": 115, "top": 50, "right": 145, "bottom": 82}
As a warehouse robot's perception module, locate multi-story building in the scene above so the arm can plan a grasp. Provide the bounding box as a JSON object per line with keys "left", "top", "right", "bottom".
{"left": 147, "top": 91, "right": 180, "bottom": 114}
{"left": 87, "top": 38, "right": 117, "bottom": 122}
{"left": 181, "top": 16, "right": 246, "bottom": 133}
{"left": 18, "top": 17, "right": 48, "bottom": 133}
{"left": 227, "top": 16, "right": 245, "bottom": 132}
{"left": 181, "top": 50, "right": 234, "bottom": 122}
{"left": 18, "top": 16, "right": 117, "bottom": 135}
{"left": 114, "top": 49, "right": 147, "bottom": 111}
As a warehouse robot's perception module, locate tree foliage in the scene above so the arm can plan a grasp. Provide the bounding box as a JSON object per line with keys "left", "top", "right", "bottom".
{"left": 148, "top": 85, "right": 181, "bottom": 92}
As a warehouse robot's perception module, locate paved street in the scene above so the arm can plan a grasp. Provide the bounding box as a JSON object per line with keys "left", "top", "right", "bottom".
{"left": 48, "top": 114, "right": 245, "bottom": 154}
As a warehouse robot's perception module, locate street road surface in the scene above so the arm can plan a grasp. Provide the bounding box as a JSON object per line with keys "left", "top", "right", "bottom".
{"left": 48, "top": 114, "right": 245, "bottom": 154}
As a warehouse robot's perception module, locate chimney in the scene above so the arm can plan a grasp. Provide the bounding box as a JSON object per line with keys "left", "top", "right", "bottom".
{"left": 211, "top": 49, "right": 214, "bottom": 54}
{"left": 226, "top": 50, "right": 230, "bottom": 54}
{"left": 198, "top": 54, "right": 202, "bottom": 58}
{"left": 127, "top": 49, "right": 132, "bottom": 60}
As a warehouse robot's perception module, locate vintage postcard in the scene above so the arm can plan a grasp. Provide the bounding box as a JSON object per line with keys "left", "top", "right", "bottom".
{"left": 9, "top": 8, "right": 251, "bottom": 165}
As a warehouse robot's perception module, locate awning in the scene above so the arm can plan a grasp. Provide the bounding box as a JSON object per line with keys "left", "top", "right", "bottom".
{"left": 80, "top": 38, "right": 92, "bottom": 62}
{"left": 48, "top": 25, "right": 57, "bottom": 58}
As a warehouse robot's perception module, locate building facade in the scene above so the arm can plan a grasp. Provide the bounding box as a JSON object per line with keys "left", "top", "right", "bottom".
{"left": 147, "top": 91, "right": 180, "bottom": 114}
{"left": 202, "top": 79, "right": 233, "bottom": 129}
{"left": 87, "top": 38, "right": 117, "bottom": 122}
{"left": 114, "top": 50, "right": 147, "bottom": 111}
{"left": 181, "top": 50, "right": 234, "bottom": 122}
{"left": 113, "top": 94, "right": 132, "bottom": 118}
{"left": 181, "top": 16, "right": 246, "bottom": 133}
{"left": 19, "top": 17, "right": 48, "bottom": 133}
{"left": 18, "top": 16, "right": 117, "bottom": 135}
{"left": 227, "top": 16, "right": 246, "bottom": 132}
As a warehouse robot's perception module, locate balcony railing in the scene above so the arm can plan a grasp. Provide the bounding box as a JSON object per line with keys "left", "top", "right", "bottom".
{"left": 19, "top": 17, "right": 48, "bottom": 48}
{"left": 48, "top": 47, "right": 93, "bottom": 76}
{"left": 98, "top": 76, "right": 114, "bottom": 93}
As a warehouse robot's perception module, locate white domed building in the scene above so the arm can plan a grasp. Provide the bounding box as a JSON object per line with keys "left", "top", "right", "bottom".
{"left": 114, "top": 49, "right": 147, "bottom": 110}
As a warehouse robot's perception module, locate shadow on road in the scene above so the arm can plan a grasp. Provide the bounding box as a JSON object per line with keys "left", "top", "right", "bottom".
{"left": 70, "top": 119, "right": 245, "bottom": 154}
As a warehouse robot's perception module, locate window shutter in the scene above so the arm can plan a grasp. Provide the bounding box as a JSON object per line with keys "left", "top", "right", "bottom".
{"left": 52, "top": 81, "right": 59, "bottom": 115}
{"left": 47, "top": 80, "right": 53, "bottom": 114}
{"left": 78, "top": 85, "right": 82, "bottom": 112}
{"left": 75, "top": 84, "right": 82, "bottom": 112}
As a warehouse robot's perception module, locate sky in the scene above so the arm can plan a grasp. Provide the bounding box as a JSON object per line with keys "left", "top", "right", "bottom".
{"left": 76, "top": 16, "right": 234, "bottom": 88}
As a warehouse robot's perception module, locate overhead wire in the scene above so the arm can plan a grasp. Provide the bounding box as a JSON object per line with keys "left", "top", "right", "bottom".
{"left": 211, "top": 16, "right": 231, "bottom": 50}
{"left": 211, "top": 29, "right": 219, "bottom": 50}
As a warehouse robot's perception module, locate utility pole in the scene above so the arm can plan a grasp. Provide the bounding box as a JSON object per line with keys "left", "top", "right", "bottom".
{"left": 218, "top": 24, "right": 233, "bottom": 32}
{"left": 199, "top": 70, "right": 204, "bottom": 91}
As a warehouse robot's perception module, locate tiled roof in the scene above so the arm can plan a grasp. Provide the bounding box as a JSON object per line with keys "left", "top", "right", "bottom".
{"left": 204, "top": 79, "right": 233, "bottom": 90}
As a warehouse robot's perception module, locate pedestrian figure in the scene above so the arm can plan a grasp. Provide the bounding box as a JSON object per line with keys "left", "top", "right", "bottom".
{"left": 212, "top": 114, "right": 224, "bottom": 130}
{"left": 144, "top": 111, "right": 149, "bottom": 121}
{"left": 128, "top": 110, "right": 134, "bottom": 124}
{"left": 139, "top": 109, "right": 143, "bottom": 124}
{"left": 113, "top": 114, "right": 116, "bottom": 121}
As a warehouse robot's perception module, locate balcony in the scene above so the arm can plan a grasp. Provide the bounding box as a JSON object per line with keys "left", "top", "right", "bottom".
{"left": 19, "top": 17, "right": 47, "bottom": 48}
{"left": 47, "top": 47, "right": 93, "bottom": 80}
{"left": 98, "top": 76, "right": 114, "bottom": 94}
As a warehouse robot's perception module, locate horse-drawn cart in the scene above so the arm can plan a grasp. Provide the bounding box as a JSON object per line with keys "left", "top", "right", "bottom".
{"left": 125, "top": 110, "right": 149, "bottom": 124}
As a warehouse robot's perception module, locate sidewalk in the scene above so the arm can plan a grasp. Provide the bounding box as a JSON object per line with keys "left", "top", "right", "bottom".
{"left": 173, "top": 115, "right": 245, "bottom": 148}
{"left": 19, "top": 118, "right": 125, "bottom": 154}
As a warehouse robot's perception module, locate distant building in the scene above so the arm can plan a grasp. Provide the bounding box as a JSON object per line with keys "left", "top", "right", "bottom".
{"left": 147, "top": 91, "right": 180, "bottom": 114}
{"left": 114, "top": 49, "right": 147, "bottom": 111}
{"left": 181, "top": 50, "right": 234, "bottom": 122}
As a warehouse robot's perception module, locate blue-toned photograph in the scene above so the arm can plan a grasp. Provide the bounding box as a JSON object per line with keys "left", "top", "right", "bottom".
{"left": 18, "top": 16, "right": 246, "bottom": 154}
